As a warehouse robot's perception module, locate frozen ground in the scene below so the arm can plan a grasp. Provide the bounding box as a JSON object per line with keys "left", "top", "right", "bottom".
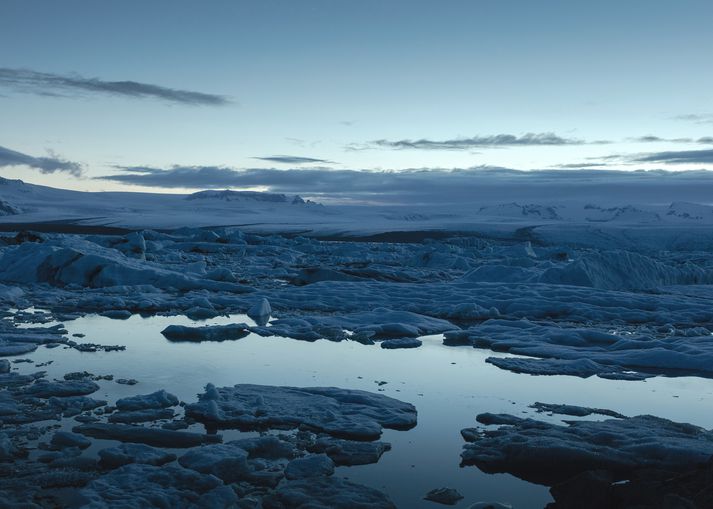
{"left": 2, "top": 178, "right": 713, "bottom": 507}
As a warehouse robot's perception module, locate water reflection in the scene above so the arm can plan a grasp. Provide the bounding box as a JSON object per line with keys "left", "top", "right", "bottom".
{"left": 20, "top": 313, "right": 713, "bottom": 508}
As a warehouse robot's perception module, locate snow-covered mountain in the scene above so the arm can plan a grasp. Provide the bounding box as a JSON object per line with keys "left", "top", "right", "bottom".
{"left": 0, "top": 177, "right": 326, "bottom": 230}
{"left": 2, "top": 176, "right": 713, "bottom": 240}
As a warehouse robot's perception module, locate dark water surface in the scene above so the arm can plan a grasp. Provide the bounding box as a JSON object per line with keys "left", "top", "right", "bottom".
{"left": 17, "top": 313, "right": 713, "bottom": 508}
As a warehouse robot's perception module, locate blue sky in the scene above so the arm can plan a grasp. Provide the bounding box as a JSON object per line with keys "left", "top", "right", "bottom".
{"left": 1, "top": 0, "right": 712, "bottom": 193}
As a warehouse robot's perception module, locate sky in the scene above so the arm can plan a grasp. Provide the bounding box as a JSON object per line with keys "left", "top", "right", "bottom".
{"left": 1, "top": 0, "right": 712, "bottom": 197}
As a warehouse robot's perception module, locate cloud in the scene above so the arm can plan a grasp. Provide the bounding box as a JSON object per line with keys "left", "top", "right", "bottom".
{"left": 634, "top": 149, "right": 713, "bottom": 164}
{"left": 96, "top": 164, "right": 713, "bottom": 205}
{"left": 362, "top": 132, "right": 586, "bottom": 150}
{"left": 629, "top": 135, "right": 713, "bottom": 144}
{"left": 554, "top": 162, "right": 612, "bottom": 169}
{"left": 104, "top": 165, "right": 368, "bottom": 191}
{"left": 0, "top": 68, "right": 229, "bottom": 106}
{"left": 0, "top": 145, "right": 82, "bottom": 176}
{"left": 253, "top": 155, "right": 334, "bottom": 164}
{"left": 630, "top": 135, "right": 691, "bottom": 143}
{"left": 674, "top": 114, "right": 713, "bottom": 125}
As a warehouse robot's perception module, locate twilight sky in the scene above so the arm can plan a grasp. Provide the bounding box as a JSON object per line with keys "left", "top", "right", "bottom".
{"left": 1, "top": 0, "right": 712, "bottom": 195}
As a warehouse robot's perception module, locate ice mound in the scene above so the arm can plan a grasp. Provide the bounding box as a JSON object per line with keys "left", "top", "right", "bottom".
{"left": 73, "top": 423, "right": 221, "bottom": 448}
{"left": 308, "top": 436, "right": 391, "bottom": 466}
{"left": 459, "top": 250, "right": 713, "bottom": 290}
{"left": 262, "top": 308, "right": 456, "bottom": 343}
{"left": 529, "top": 402, "right": 626, "bottom": 419}
{"left": 0, "top": 241, "right": 253, "bottom": 293}
{"left": 289, "top": 267, "right": 368, "bottom": 285}
{"left": 447, "top": 319, "right": 713, "bottom": 379}
{"left": 459, "top": 265, "right": 540, "bottom": 284}
{"left": 262, "top": 476, "right": 397, "bottom": 509}
{"left": 80, "top": 463, "right": 238, "bottom": 508}
{"left": 160, "top": 323, "right": 250, "bottom": 342}
{"left": 284, "top": 453, "right": 334, "bottom": 480}
{"left": 424, "top": 487, "right": 464, "bottom": 505}
{"left": 115, "top": 389, "right": 179, "bottom": 411}
{"left": 540, "top": 250, "right": 713, "bottom": 290}
{"left": 461, "top": 412, "right": 713, "bottom": 484}
{"left": 178, "top": 436, "right": 296, "bottom": 487}
{"left": 98, "top": 443, "right": 177, "bottom": 468}
{"left": 21, "top": 379, "right": 99, "bottom": 398}
{"left": 108, "top": 408, "right": 175, "bottom": 424}
{"left": 485, "top": 357, "right": 650, "bottom": 380}
{"left": 0, "top": 321, "right": 68, "bottom": 358}
{"left": 380, "top": 337, "right": 422, "bottom": 349}
{"left": 247, "top": 297, "right": 272, "bottom": 325}
{"left": 186, "top": 383, "right": 417, "bottom": 440}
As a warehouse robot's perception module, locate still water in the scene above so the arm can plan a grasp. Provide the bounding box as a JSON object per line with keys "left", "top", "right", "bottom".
{"left": 18, "top": 313, "right": 713, "bottom": 509}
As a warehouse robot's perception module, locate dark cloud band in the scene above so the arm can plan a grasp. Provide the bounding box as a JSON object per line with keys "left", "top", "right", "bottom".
{"left": 674, "top": 114, "right": 713, "bottom": 125}
{"left": 96, "top": 165, "right": 713, "bottom": 205}
{"left": 0, "top": 68, "right": 229, "bottom": 106}
{"left": 629, "top": 136, "right": 713, "bottom": 144}
{"left": 634, "top": 149, "right": 713, "bottom": 164}
{"left": 253, "top": 155, "right": 334, "bottom": 164}
{"left": 0, "top": 145, "right": 82, "bottom": 176}
{"left": 366, "top": 132, "right": 584, "bottom": 150}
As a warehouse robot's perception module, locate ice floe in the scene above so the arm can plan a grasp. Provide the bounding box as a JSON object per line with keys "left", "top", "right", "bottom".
{"left": 424, "top": 487, "right": 464, "bottom": 505}
{"left": 115, "top": 390, "right": 179, "bottom": 411}
{"left": 447, "top": 319, "right": 713, "bottom": 379}
{"left": 284, "top": 453, "right": 334, "bottom": 480}
{"left": 98, "top": 443, "right": 176, "bottom": 469}
{"left": 262, "top": 476, "right": 397, "bottom": 509}
{"left": 73, "top": 423, "right": 222, "bottom": 448}
{"left": 307, "top": 436, "right": 391, "bottom": 466}
{"left": 461, "top": 411, "right": 713, "bottom": 484}
{"left": 80, "top": 463, "right": 238, "bottom": 508}
{"left": 186, "top": 383, "right": 417, "bottom": 440}
{"left": 161, "top": 323, "right": 250, "bottom": 342}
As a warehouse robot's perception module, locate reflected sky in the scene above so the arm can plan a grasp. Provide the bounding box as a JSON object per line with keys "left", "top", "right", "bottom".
{"left": 16, "top": 312, "right": 713, "bottom": 508}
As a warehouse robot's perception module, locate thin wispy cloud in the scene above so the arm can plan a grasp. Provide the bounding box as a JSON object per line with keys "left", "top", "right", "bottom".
{"left": 0, "top": 145, "right": 82, "bottom": 176}
{"left": 109, "top": 165, "right": 236, "bottom": 187}
{"left": 361, "top": 132, "right": 588, "bottom": 151}
{"left": 253, "top": 155, "right": 334, "bottom": 164}
{"left": 674, "top": 114, "right": 713, "bottom": 125}
{"left": 0, "top": 68, "right": 230, "bottom": 106}
{"left": 554, "top": 162, "right": 612, "bottom": 169}
{"left": 103, "top": 165, "right": 363, "bottom": 191}
{"left": 629, "top": 135, "right": 713, "bottom": 144}
{"left": 634, "top": 149, "right": 713, "bottom": 164}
